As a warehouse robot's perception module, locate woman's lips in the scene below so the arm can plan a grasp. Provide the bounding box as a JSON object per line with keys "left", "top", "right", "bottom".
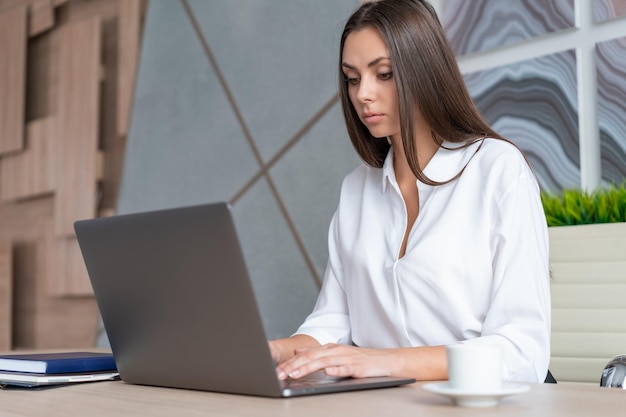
{"left": 362, "top": 113, "right": 385, "bottom": 124}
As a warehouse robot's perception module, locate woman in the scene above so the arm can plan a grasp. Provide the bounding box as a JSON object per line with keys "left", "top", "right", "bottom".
{"left": 270, "top": 0, "right": 550, "bottom": 383}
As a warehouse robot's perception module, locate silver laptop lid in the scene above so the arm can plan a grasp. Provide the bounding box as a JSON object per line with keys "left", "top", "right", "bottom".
{"left": 75, "top": 203, "right": 284, "bottom": 397}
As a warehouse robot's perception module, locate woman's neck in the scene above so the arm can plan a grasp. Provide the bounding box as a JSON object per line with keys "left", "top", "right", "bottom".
{"left": 389, "top": 138, "right": 415, "bottom": 184}
{"left": 389, "top": 130, "right": 440, "bottom": 184}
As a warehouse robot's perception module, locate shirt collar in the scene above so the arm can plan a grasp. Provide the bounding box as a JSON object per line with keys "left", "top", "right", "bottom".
{"left": 423, "top": 140, "right": 484, "bottom": 183}
{"left": 381, "top": 149, "right": 395, "bottom": 193}
{"left": 381, "top": 139, "right": 484, "bottom": 192}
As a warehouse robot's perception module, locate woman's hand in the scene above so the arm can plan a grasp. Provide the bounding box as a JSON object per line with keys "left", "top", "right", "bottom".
{"left": 268, "top": 340, "right": 282, "bottom": 363}
{"left": 275, "top": 343, "right": 398, "bottom": 380}
{"left": 268, "top": 334, "right": 321, "bottom": 365}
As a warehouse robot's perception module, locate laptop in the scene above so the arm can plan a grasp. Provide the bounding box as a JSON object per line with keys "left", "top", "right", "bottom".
{"left": 74, "top": 202, "right": 415, "bottom": 397}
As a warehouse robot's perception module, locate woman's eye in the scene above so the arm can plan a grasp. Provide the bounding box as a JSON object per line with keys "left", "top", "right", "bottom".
{"left": 379, "top": 72, "right": 393, "bottom": 80}
{"left": 345, "top": 77, "right": 360, "bottom": 85}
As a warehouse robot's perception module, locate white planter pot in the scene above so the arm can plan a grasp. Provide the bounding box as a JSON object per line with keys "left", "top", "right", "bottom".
{"left": 548, "top": 222, "right": 626, "bottom": 384}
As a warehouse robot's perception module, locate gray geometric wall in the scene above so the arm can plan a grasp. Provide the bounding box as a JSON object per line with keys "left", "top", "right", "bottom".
{"left": 115, "top": 0, "right": 360, "bottom": 341}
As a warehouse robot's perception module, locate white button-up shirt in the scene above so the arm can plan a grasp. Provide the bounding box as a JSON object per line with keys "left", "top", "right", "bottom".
{"left": 295, "top": 138, "right": 551, "bottom": 383}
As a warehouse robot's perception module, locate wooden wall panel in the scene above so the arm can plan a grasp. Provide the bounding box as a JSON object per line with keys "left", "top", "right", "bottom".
{"left": 0, "top": 5, "right": 27, "bottom": 155}
{"left": 97, "top": 0, "right": 122, "bottom": 211}
{"left": 117, "top": 0, "right": 141, "bottom": 137}
{"left": 1, "top": 116, "right": 56, "bottom": 202}
{"left": 34, "top": 298, "right": 100, "bottom": 347}
{"left": 0, "top": 0, "right": 143, "bottom": 349}
{"left": 0, "top": 241, "right": 12, "bottom": 350}
{"left": 48, "top": 236, "right": 92, "bottom": 296}
{"left": 0, "top": 198, "right": 99, "bottom": 349}
{"left": 29, "top": 0, "right": 54, "bottom": 36}
{"left": 0, "top": 198, "right": 54, "bottom": 348}
{"left": 55, "top": 17, "right": 101, "bottom": 236}
{"left": 26, "top": 26, "right": 59, "bottom": 121}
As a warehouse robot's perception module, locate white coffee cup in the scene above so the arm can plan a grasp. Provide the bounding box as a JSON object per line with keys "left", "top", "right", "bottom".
{"left": 446, "top": 343, "right": 503, "bottom": 392}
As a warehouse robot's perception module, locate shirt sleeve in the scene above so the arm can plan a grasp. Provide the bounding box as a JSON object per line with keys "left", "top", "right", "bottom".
{"left": 462, "top": 170, "right": 551, "bottom": 383}
{"left": 293, "top": 209, "right": 352, "bottom": 345}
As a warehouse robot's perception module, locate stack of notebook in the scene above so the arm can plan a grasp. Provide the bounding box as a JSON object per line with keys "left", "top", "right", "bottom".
{"left": 0, "top": 351, "right": 119, "bottom": 388}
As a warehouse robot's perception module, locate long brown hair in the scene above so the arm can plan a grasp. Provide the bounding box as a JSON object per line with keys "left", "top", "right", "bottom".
{"left": 339, "top": 0, "right": 504, "bottom": 185}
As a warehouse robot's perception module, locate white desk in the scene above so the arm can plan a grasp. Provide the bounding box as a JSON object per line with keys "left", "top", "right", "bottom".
{"left": 0, "top": 379, "right": 623, "bottom": 416}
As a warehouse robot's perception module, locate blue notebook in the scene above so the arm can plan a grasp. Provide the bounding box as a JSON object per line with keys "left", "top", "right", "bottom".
{"left": 0, "top": 352, "right": 117, "bottom": 374}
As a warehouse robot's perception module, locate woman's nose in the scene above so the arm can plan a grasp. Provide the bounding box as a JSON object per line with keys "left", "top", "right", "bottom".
{"left": 356, "top": 77, "right": 375, "bottom": 103}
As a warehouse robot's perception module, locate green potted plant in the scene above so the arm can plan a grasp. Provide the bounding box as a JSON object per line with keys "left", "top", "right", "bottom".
{"left": 540, "top": 181, "right": 626, "bottom": 385}
{"left": 541, "top": 182, "right": 626, "bottom": 226}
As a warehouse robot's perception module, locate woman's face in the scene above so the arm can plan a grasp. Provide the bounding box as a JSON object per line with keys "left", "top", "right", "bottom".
{"left": 342, "top": 26, "right": 401, "bottom": 140}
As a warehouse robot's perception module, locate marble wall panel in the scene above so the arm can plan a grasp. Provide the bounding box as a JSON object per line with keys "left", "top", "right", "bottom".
{"left": 442, "top": 0, "right": 574, "bottom": 56}
{"left": 464, "top": 51, "right": 579, "bottom": 193}
{"left": 594, "top": 0, "right": 626, "bottom": 22}
{"left": 596, "top": 37, "right": 626, "bottom": 184}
